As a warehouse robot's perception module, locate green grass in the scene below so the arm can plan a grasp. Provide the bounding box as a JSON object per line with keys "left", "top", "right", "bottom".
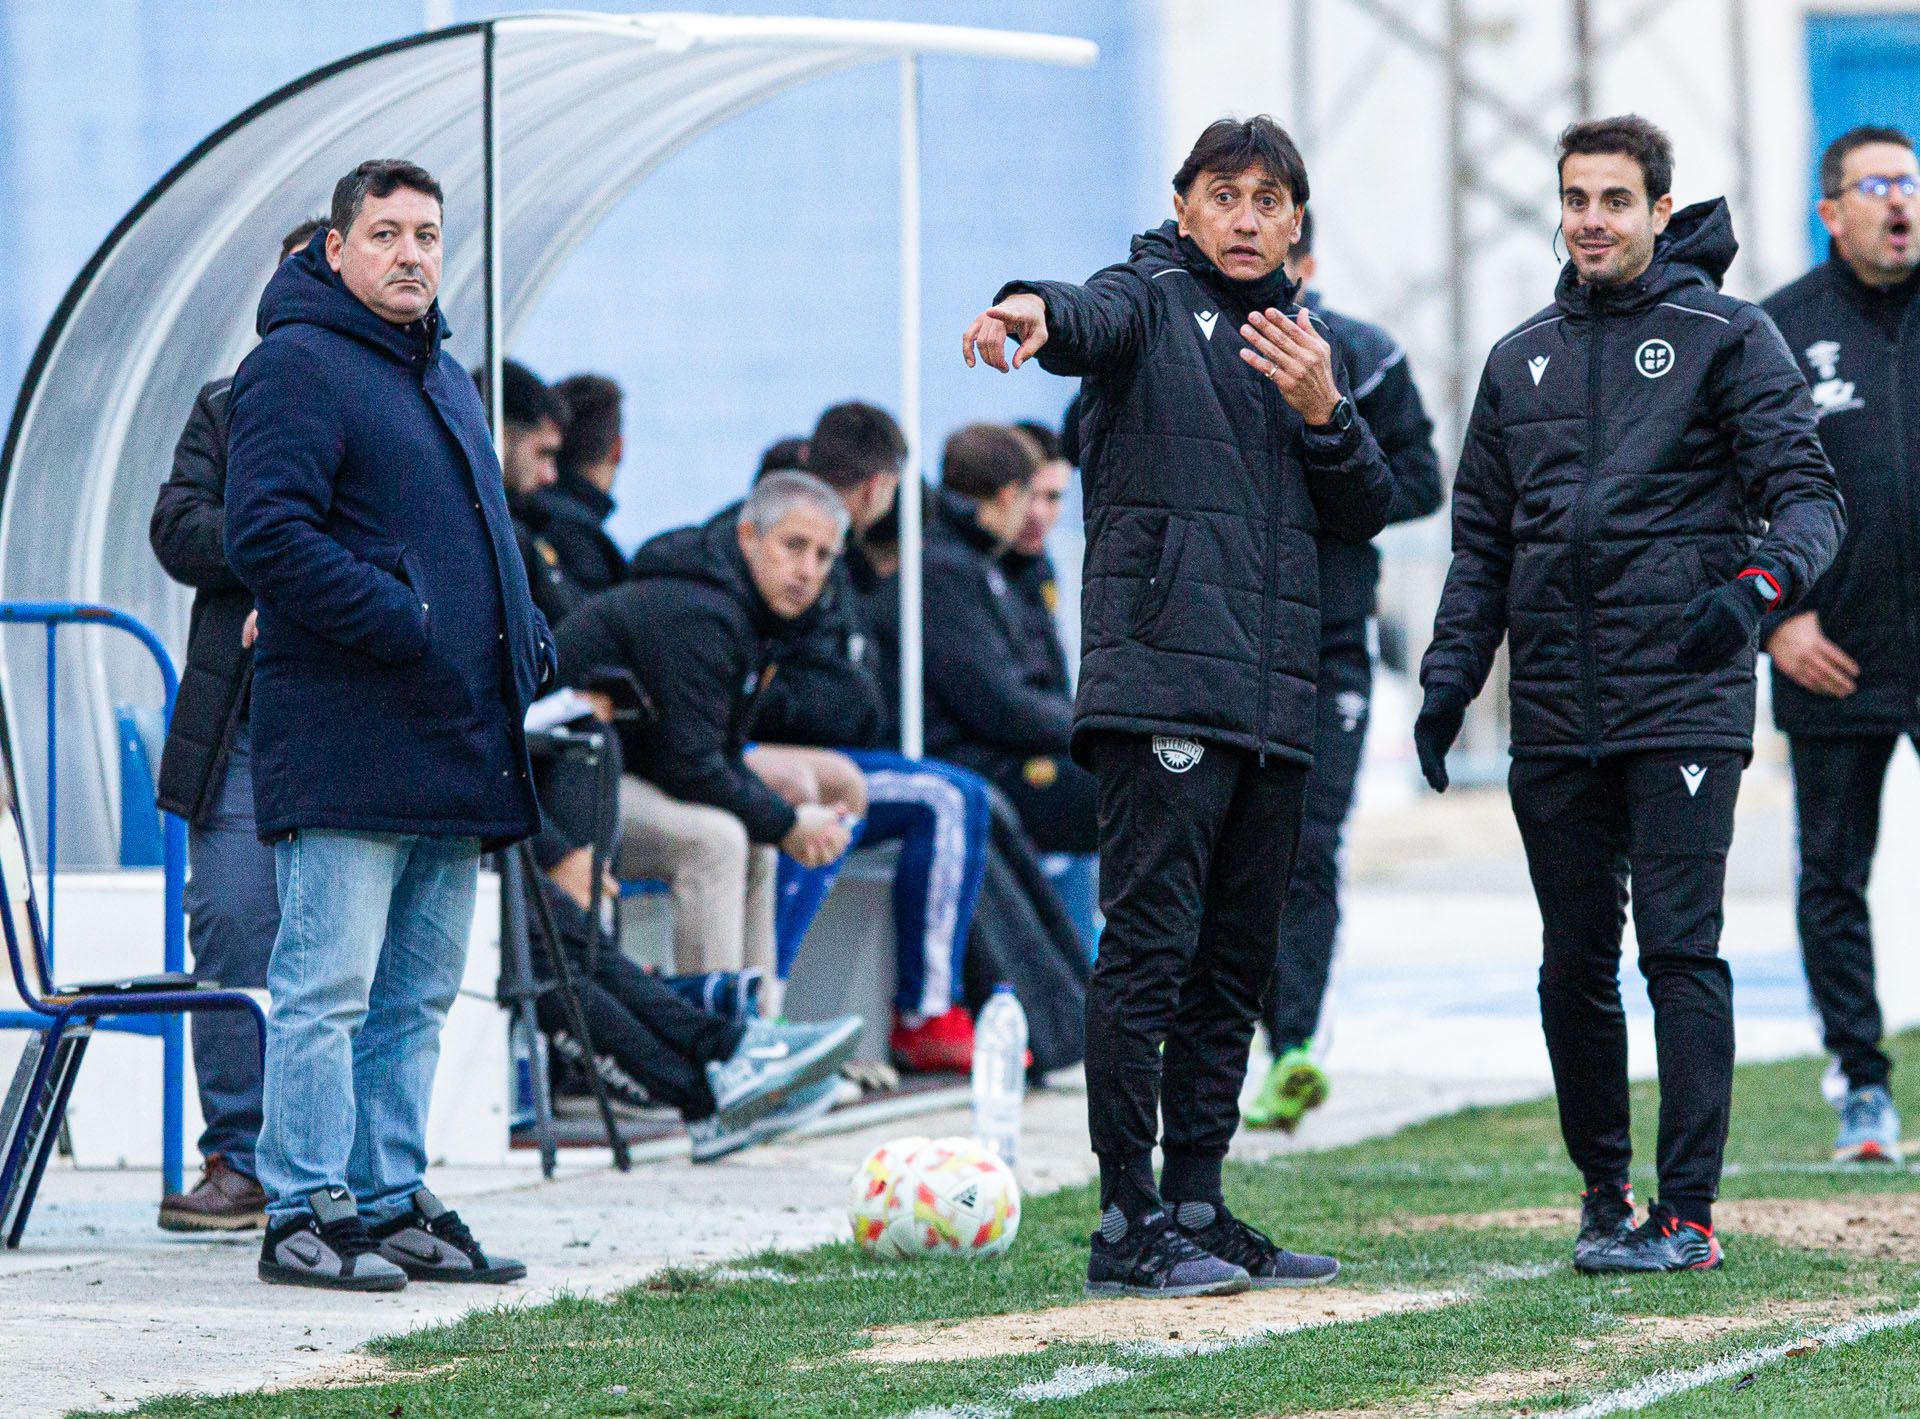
{"left": 106, "top": 1033, "right": 1920, "bottom": 1419}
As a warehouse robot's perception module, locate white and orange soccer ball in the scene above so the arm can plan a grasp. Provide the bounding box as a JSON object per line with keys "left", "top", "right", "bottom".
{"left": 848, "top": 1134, "right": 929, "bottom": 1258}
{"left": 848, "top": 1135, "right": 1021, "bottom": 1260}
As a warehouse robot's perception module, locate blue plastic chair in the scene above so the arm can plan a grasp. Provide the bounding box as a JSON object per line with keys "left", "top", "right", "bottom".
{"left": 0, "top": 787, "right": 266, "bottom": 1246}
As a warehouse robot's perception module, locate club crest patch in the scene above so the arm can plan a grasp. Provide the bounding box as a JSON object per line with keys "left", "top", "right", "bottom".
{"left": 1153, "top": 736, "right": 1204, "bottom": 773}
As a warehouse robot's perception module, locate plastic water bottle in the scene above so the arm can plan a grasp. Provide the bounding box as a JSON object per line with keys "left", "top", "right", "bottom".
{"left": 972, "top": 984, "right": 1028, "bottom": 1169}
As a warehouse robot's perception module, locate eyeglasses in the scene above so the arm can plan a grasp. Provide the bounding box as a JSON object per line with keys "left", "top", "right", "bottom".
{"left": 1842, "top": 174, "right": 1919, "bottom": 200}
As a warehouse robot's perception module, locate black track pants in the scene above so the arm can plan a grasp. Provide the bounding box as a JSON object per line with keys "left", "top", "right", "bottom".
{"left": 1266, "top": 634, "right": 1372, "bottom": 1051}
{"left": 1789, "top": 732, "right": 1917, "bottom": 1091}
{"left": 1510, "top": 750, "right": 1742, "bottom": 1202}
{"left": 1084, "top": 732, "right": 1307, "bottom": 1200}
{"left": 534, "top": 884, "right": 745, "bottom": 1120}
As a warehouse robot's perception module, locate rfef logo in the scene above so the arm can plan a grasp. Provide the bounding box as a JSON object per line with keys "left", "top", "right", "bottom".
{"left": 1635, "top": 338, "right": 1675, "bottom": 379}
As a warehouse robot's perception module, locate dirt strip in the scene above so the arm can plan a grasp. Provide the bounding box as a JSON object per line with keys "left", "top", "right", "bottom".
{"left": 856, "top": 1288, "right": 1460, "bottom": 1365}
{"left": 1390, "top": 1192, "right": 1920, "bottom": 1261}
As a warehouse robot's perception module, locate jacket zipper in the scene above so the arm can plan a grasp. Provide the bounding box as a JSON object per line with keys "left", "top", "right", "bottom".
{"left": 1891, "top": 308, "right": 1920, "bottom": 713}
{"left": 1572, "top": 313, "right": 1605, "bottom": 762}
{"left": 1256, "top": 369, "right": 1281, "bottom": 766}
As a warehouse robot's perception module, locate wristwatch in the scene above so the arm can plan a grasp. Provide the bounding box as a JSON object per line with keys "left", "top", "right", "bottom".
{"left": 1317, "top": 397, "right": 1355, "bottom": 433}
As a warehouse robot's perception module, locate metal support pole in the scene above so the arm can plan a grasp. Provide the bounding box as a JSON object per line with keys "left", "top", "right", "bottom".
{"left": 897, "top": 55, "right": 925, "bottom": 760}
{"left": 1571, "top": 0, "right": 1595, "bottom": 118}
{"left": 1727, "top": 0, "right": 1761, "bottom": 290}
{"left": 1293, "top": 0, "right": 1316, "bottom": 154}
{"left": 1442, "top": 0, "right": 1471, "bottom": 449}
{"left": 482, "top": 24, "right": 504, "bottom": 454}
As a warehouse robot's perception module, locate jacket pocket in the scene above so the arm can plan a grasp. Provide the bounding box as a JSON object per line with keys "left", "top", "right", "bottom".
{"left": 1131, "top": 516, "right": 1190, "bottom": 640}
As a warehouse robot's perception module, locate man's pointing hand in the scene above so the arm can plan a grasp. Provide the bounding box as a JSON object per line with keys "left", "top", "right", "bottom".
{"left": 962, "top": 293, "right": 1049, "bottom": 372}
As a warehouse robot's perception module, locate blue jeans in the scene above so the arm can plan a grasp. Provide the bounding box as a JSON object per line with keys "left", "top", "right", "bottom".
{"left": 256, "top": 830, "right": 480, "bottom": 1223}
{"left": 184, "top": 736, "right": 279, "bottom": 1178}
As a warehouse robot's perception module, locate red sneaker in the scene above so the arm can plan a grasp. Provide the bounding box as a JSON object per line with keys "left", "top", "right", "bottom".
{"left": 890, "top": 1007, "right": 975, "bottom": 1073}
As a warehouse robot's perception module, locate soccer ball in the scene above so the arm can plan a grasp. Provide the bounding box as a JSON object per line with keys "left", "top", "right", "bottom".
{"left": 849, "top": 1135, "right": 929, "bottom": 1257}
{"left": 851, "top": 1135, "right": 1021, "bottom": 1260}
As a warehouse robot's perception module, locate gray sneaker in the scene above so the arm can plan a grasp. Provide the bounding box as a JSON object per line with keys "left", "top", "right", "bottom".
{"left": 1835, "top": 1085, "right": 1904, "bottom": 1164}
{"left": 258, "top": 1187, "right": 407, "bottom": 1292}
{"left": 705, "top": 1015, "right": 862, "bottom": 1128}
{"left": 689, "top": 1076, "right": 841, "bottom": 1163}
{"left": 370, "top": 1188, "right": 526, "bottom": 1283}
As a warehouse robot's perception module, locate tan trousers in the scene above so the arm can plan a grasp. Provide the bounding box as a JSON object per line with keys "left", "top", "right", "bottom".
{"left": 616, "top": 774, "right": 777, "bottom": 979}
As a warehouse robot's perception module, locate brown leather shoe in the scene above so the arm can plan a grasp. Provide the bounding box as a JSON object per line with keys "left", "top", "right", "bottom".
{"left": 158, "top": 1154, "right": 267, "bottom": 1232}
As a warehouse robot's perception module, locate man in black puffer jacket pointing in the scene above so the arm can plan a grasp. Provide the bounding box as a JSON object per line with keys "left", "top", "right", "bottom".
{"left": 965, "top": 115, "right": 1392, "bottom": 1299}
{"left": 1418, "top": 116, "right": 1844, "bottom": 1275}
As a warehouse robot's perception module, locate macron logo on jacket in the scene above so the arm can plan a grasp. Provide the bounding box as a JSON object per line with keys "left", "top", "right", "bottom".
{"left": 1194, "top": 309, "right": 1218, "bottom": 341}
{"left": 1528, "top": 355, "right": 1550, "bottom": 386}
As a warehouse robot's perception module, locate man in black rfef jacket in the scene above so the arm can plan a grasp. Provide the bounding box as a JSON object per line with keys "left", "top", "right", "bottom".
{"left": 1761, "top": 125, "right": 1920, "bottom": 1167}
{"left": 1418, "top": 116, "right": 1844, "bottom": 1274}
{"left": 965, "top": 116, "right": 1392, "bottom": 1298}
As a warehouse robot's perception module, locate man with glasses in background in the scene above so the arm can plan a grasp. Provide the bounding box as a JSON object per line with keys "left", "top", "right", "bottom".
{"left": 1762, "top": 125, "right": 1920, "bottom": 1166}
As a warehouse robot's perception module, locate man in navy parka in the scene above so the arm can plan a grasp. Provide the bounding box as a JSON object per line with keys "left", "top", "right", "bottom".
{"left": 225, "top": 159, "right": 551, "bottom": 1292}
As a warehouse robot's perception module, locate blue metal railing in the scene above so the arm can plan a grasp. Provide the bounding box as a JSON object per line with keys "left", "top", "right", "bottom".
{"left": 0, "top": 602, "right": 188, "bottom": 1194}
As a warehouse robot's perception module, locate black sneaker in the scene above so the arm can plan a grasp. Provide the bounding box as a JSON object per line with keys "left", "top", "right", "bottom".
{"left": 1173, "top": 1202, "right": 1340, "bottom": 1287}
{"left": 369, "top": 1189, "right": 527, "bottom": 1284}
{"left": 1086, "top": 1209, "right": 1251, "bottom": 1298}
{"left": 259, "top": 1187, "right": 407, "bottom": 1292}
{"left": 1576, "top": 1203, "right": 1723, "bottom": 1273}
{"left": 1572, "top": 1179, "right": 1636, "bottom": 1270}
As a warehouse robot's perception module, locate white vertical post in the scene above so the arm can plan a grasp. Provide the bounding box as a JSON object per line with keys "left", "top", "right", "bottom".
{"left": 897, "top": 54, "right": 924, "bottom": 760}
{"left": 482, "top": 26, "right": 504, "bottom": 453}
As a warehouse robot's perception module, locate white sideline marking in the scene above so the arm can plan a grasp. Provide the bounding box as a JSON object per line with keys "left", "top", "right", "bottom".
{"left": 1555, "top": 1305, "right": 1920, "bottom": 1416}
{"left": 1008, "top": 1362, "right": 1133, "bottom": 1402}
{"left": 708, "top": 1267, "right": 798, "bottom": 1284}
{"left": 897, "top": 1361, "right": 1135, "bottom": 1418}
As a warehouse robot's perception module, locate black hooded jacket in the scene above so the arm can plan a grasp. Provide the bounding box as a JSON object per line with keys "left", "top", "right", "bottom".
{"left": 150, "top": 378, "right": 250, "bottom": 826}
{"left": 556, "top": 529, "right": 798, "bottom": 844}
{"left": 1000, "top": 547, "right": 1072, "bottom": 699}
{"left": 923, "top": 487, "right": 1075, "bottom": 762}
{"left": 634, "top": 505, "right": 890, "bottom": 751}
{"left": 1422, "top": 200, "right": 1845, "bottom": 759}
{"left": 1308, "top": 296, "right": 1446, "bottom": 627}
{"left": 1761, "top": 256, "right": 1920, "bottom": 736}
{"left": 1000, "top": 221, "right": 1394, "bottom": 768}
{"left": 528, "top": 471, "right": 628, "bottom": 595}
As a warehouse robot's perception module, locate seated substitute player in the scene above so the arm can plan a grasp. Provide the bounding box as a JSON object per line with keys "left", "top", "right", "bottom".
{"left": 940, "top": 417, "right": 1097, "bottom": 855}
{"left": 556, "top": 472, "right": 857, "bottom": 1017}
{"left": 633, "top": 412, "right": 994, "bottom": 1073}
{"left": 965, "top": 114, "right": 1392, "bottom": 1297}
{"left": 1417, "top": 116, "right": 1843, "bottom": 1273}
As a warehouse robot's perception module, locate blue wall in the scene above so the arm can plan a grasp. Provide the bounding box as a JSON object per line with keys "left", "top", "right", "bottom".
{"left": 0, "top": 0, "right": 1162, "bottom": 550}
{"left": 1806, "top": 13, "right": 1920, "bottom": 265}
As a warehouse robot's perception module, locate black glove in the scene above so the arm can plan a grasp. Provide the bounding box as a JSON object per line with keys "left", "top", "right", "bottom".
{"left": 1413, "top": 683, "right": 1469, "bottom": 793}
{"left": 1675, "top": 565, "right": 1785, "bottom": 673}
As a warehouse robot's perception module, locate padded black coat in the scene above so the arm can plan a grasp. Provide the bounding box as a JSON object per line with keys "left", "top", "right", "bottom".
{"left": 1761, "top": 258, "right": 1920, "bottom": 736}
{"left": 1001, "top": 221, "right": 1393, "bottom": 768}
{"left": 558, "top": 533, "right": 798, "bottom": 845}
{"left": 150, "top": 378, "right": 251, "bottom": 826}
{"left": 922, "top": 487, "right": 1074, "bottom": 762}
{"left": 635, "top": 505, "right": 889, "bottom": 752}
{"left": 1310, "top": 297, "right": 1446, "bottom": 628}
{"left": 1422, "top": 200, "right": 1845, "bottom": 759}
